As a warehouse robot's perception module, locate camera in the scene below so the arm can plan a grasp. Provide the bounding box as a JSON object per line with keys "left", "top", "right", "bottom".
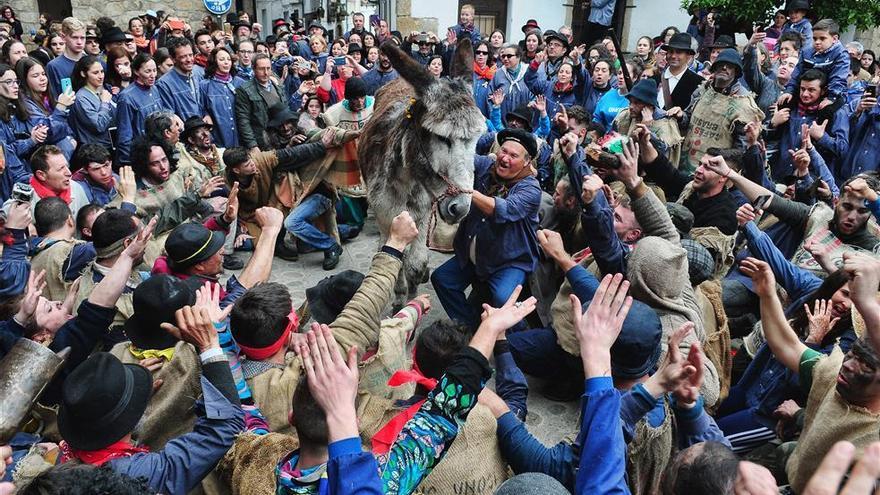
{"left": 333, "top": 56, "right": 347, "bottom": 66}
{"left": 417, "top": 33, "right": 429, "bottom": 43}
{"left": 11, "top": 182, "right": 32, "bottom": 204}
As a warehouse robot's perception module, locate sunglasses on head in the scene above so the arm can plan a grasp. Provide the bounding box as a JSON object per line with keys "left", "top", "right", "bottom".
{"left": 475, "top": 50, "right": 490, "bottom": 55}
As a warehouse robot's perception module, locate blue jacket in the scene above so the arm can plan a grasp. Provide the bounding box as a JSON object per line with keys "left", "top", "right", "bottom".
{"left": 362, "top": 67, "right": 399, "bottom": 96}
{"left": 0, "top": 228, "right": 29, "bottom": 298}
{"left": 46, "top": 54, "right": 76, "bottom": 99}
{"left": 785, "top": 41, "right": 850, "bottom": 101}
{"left": 451, "top": 23, "right": 481, "bottom": 46}
{"left": 0, "top": 144, "right": 31, "bottom": 204}
{"left": 116, "top": 83, "right": 168, "bottom": 163}
{"left": 473, "top": 75, "right": 492, "bottom": 119}
{"left": 155, "top": 67, "right": 205, "bottom": 120}
{"left": 588, "top": 0, "right": 616, "bottom": 26}
{"left": 0, "top": 116, "right": 39, "bottom": 160}
{"left": 453, "top": 155, "right": 541, "bottom": 278}
{"left": 524, "top": 62, "right": 587, "bottom": 122}
{"left": 73, "top": 174, "right": 120, "bottom": 206}
{"left": 783, "top": 18, "right": 814, "bottom": 52}
{"left": 22, "top": 98, "right": 76, "bottom": 161}
{"left": 70, "top": 87, "right": 117, "bottom": 149}
{"left": 593, "top": 89, "right": 629, "bottom": 132}
{"left": 491, "top": 64, "right": 534, "bottom": 124}
{"left": 200, "top": 76, "right": 245, "bottom": 148}
{"left": 839, "top": 99, "right": 880, "bottom": 179}
{"left": 769, "top": 104, "right": 848, "bottom": 186}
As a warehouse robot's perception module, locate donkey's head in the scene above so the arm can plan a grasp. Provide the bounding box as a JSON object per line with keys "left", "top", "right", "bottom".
{"left": 382, "top": 39, "right": 486, "bottom": 224}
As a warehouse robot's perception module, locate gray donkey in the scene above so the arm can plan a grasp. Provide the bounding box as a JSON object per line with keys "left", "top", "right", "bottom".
{"left": 359, "top": 39, "right": 486, "bottom": 308}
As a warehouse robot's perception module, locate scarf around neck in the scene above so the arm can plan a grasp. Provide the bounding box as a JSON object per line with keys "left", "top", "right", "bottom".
{"left": 502, "top": 63, "right": 526, "bottom": 94}
{"left": 276, "top": 450, "right": 329, "bottom": 495}
{"left": 30, "top": 176, "right": 71, "bottom": 204}
{"left": 473, "top": 62, "right": 496, "bottom": 81}
{"left": 60, "top": 440, "right": 149, "bottom": 466}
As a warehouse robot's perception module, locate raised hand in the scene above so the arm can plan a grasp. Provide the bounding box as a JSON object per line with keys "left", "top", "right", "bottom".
{"left": 808, "top": 119, "right": 827, "bottom": 141}
{"left": 581, "top": 173, "right": 604, "bottom": 204}
{"left": 320, "top": 129, "right": 336, "bottom": 148}
{"left": 771, "top": 107, "right": 791, "bottom": 128}
{"left": 844, "top": 177, "right": 879, "bottom": 202}
{"left": 160, "top": 305, "right": 220, "bottom": 352}
{"left": 703, "top": 154, "right": 732, "bottom": 179}
{"left": 537, "top": 229, "right": 568, "bottom": 262}
{"left": 776, "top": 93, "right": 792, "bottom": 107}
{"left": 121, "top": 215, "right": 157, "bottom": 262}
{"left": 387, "top": 210, "right": 419, "bottom": 250}
{"left": 744, "top": 120, "right": 761, "bottom": 147}
{"left": 254, "top": 206, "right": 284, "bottom": 231}
{"left": 479, "top": 285, "right": 537, "bottom": 334}
{"left": 117, "top": 166, "right": 137, "bottom": 203}
{"left": 740, "top": 257, "right": 777, "bottom": 298}
{"left": 570, "top": 273, "right": 633, "bottom": 378}
{"left": 734, "top": 462, "right": 778, "bottom": 495}
{"left": 842, "top": 252, "right": 880, "bottom": 310}
{"left": 14, "top": 269, "right": 46, "bottom": 324}
{"left": 223, "top": 182, "right": 239, "bottom": 224}
{"left": 610, "top": 138, "right": 641, "bottom": 190}
{"left": 194, "top": 281, "right": 234, "bottom": 324}
{"left": 804, "top": 299, "right": 840, "bottom": 344}
{"left": 30, "top": 124, "right": 48, "bottom": 144}
{"left": 802, "top": 441, "right": 880, "bottom": 495}
{"left": 200, "top": 175, "right": 226, "bottom": 198}
{"left": 644, "top": 323, "right": 700, "bottom": 404}
{"left": 736, "top": 203, "right": 759, "bottom": 227}
{"left": 553, "top": 104, "right": 569, "bottom": 131}
{"left": 489, "top": 88, "right": 505, "bottom": 107}
{"left": 5, "top": 200, "right": 31, "bottom": 230}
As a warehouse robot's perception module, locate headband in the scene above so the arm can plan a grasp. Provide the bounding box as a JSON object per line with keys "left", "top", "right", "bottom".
{"left": 238, "top": 309, "right": 299, "bottom": 361}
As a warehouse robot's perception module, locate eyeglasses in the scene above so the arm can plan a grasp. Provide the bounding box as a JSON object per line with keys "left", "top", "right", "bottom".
{"left": 500, "top": 53, "right": 517, "bottom": 59}
{"left": 475, "top": 50, "right": 490, "bottom": 55}
{"left": 0, "top": 79, "right": 18, "bottom": 86}
{"left": 238, "top": 49, "right": 254, "bottom": 54}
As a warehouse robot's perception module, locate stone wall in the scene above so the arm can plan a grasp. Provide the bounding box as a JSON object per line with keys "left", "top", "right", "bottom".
{"left": 857, "top": 27, "right": 880, "bottom": 53}
{"left": 6, "top": 0, "right": 211, "bottom": 36}
{"left": 394, "top": 0, "right": 441, "bottom": 37}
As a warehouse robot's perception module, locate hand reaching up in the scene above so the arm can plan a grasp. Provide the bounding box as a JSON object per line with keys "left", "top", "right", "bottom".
{"left": 571, "top": 273, "right": 632, "bottom": 378}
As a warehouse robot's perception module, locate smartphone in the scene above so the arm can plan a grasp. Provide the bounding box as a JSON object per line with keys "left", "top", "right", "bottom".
{"left": 753, "top": 23, "right": 765, "bottom": 33}
{"left": 333, "top": 56, "right": 346, "bottom": 66}
{"left": 369, "top": 14, "right": 380, "bottom": 28}
{"left": 865, "top": 84, "right": 878, "bottom": 99}
{"left": 752, "top": 194, "right": 771, "bottom": 210}
{"left": 223, "top": 22, "right": 233, "bottom": 37}
{"left": 60, "top": 77, "right": 72, "bottom": 95}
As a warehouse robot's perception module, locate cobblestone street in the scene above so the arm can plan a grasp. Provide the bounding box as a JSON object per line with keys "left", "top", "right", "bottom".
{"left": 229, "top": 213, "right": 580, "bottom": 446}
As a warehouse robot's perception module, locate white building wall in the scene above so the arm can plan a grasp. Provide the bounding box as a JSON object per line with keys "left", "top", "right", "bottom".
{"left": 622, "top": 0, "right": 691, "bottom": 52}
{"left": 506, "top": 1, "right": 567, "bottom": 38}
{"left": 410, "top": 0, "right": 458, "bottom": 35}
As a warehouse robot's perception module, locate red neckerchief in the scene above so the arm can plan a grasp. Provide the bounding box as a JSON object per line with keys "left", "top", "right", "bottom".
{"left": 473, "top": 62, "right": 496, "bottom": 81}
{"left": 30, "top": 176, "right": 71, "bottom": 204}
{"left": 371, "top": 361, "right": 438, "bottom": 455}
{"left": 797, "top": 100, "right": 820, "bottom": 116}
{"left": 59, "top": 440, "right": 149, "bottom": 466}
{"left": 554, "top": 81, "right": 574, "bottom": 94}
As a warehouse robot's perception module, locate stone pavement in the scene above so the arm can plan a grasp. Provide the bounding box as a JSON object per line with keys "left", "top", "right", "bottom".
{"left": 227, "top": 213, "right": 581, "bottom": 445}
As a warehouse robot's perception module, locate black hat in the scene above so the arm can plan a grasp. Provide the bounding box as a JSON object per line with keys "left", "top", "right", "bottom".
{"left": 498, "top": 128, "right": 537, "bottom": 158}
{"left": 165, "top": 223, "right": 225, "bottom": 270}
{"left": 308, "top": 20, "right": 327, "bottom": 35}
{"left": 347, "top": 43, "right": 363, "bottom": 56}
{"left": 85, "top": 27, "right": 99, "bottom": 40}
{"left": 543, "top": 30, "right": 569, "bottom": 51}
{"left": 505, "top": 105, "right": 535, "bottom": 133}
{"left": 345, "top": 77, "right": 367, "bottom": 99}
{"left": 58, "top": 352, "right": 152, "bottom": 450}
{"left": 306, "top": 270, "right": 365, "bottom": 323}
{"left": 786, "top": 0, "right": 811, "bottom": 12}
{"left": 123, "top": 274, "right": 197, "bottom": 351}
{"left": 661, "top": 32, "right": 696, "bottom": 54}
{"left": 182, "top": 116, "right": 212, "bottom": 140}
{"left": 711, "top": 48, "right": 743, "bottom": 74}
{"left": 267, "top": 103, "right": 300, "bottom": 128}
{"left": 233, "top": 19, "right": 252, "bottom": 31}
{"left": 706, "top": 34, "right": 735, "bottom": 50}
{"left": 521, "top": 19, "right": 540, "bottom": 33}
{"left": 626, "top": 79, "right": 659, "bottom": 107}
{"left": 102, "top": 26, "right": 128, "bottom": 44}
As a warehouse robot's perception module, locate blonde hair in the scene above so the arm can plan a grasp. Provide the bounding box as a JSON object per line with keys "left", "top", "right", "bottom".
{"left": 61, "top": 17, "right": 86, "bottom": 36}
{"left": 460, "top": 4, "right": 475, "bottom": 14}
{"left": 309, "top": 34, "right": 327, "bottom": 51}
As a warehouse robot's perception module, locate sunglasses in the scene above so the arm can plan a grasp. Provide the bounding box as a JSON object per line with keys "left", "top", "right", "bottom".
{"left": 500, "top": 53, "right": 516, "bottom": 59}
{"left": 475, "top": 50, "right": 490, "bottom": 55}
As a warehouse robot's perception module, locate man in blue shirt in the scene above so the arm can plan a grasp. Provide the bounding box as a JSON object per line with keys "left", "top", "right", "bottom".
{"left": 46, "top": 17, "right": 86, "bottom": 99}
{"left": 155, "top": 37, "right": 206, "bottom": 121}
{"left": 431, "top": 128, "right": 542, "bottom": 329}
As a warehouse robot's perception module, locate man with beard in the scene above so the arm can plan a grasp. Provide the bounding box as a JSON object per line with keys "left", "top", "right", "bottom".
{"left": 674, "top": 48, "right": 764, "bottom": 172}
{"left": 155, "top": 37, "right": 206, "bottom": 121}
{"left": 637, "top": 124, "right": 738, "bottom": 235}
{"left": 742, "top": 253, "right": 880, "bottom": 494}
{"left": 538, "top": 30, "right": 569, "bottom": 81}
{"left": 361, "top": 51, "right": 399, "bottom": 96}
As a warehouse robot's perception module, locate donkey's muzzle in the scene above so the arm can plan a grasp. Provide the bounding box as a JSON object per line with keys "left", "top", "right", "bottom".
{"left": 439, "top": 194, "right": 472, "bottom": 224}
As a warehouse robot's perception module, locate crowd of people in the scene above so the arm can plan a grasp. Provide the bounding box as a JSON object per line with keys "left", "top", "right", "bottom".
{"left": 1, "top": 0, "right": 880, "bottom": 493}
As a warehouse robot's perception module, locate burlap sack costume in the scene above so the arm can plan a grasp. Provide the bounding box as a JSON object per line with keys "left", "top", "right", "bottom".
{"left": 357, "top": 305, "right": 420, "bottom": 401}
{"left": 217, "top": 432, "right": 300, "bottom": 495}
{"left": 681, "top": 86, "right": 764, "bottom": 172}
{"left": 626, "top": 399, "right": 675, "bottom": 495}
{"left": 30, "top": 239, "right": 85, "bottom": 301}
{"left": 695, "top": 280, "right": 732, "bottom": 406}
{"left": 74, "top": 263, "right": 145, "bottom": 331}
{"left": 613, "top": 110, "right": 684, "bottom": 168}
{"left": 786, "top": 349, "right": 880, "bottom": 493}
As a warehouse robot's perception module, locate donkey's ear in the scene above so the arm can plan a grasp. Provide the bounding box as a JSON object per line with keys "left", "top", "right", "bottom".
{"left": 380, "top": 40, "right": 434, "bottom": 95}
{"left": 449, "top": 38, "right": 474, "bottom": 80}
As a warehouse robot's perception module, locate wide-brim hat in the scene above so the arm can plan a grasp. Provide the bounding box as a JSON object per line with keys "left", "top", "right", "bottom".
{"left": 543, "top": 30, "right": 569, "bottom": 51}
{"left": 182, "top": 116, "right": 212, "bottom": 140}
{"left": 58, "top": 352, "right": 152, "bottom": 451}
{"left": 348, "top": 43, "right": 363, "bottom": 56}
{"left": 308, "top": 21, "right": 327, "bottom": 35}
{"left": 626, "top": 79, "right": 659, "bottom": 107}
{"left": 661, "top": 32, "right": 696, "bottom": 54}
{"left": 521, "top": 19, "right": 540, "bottom": 33}
{"left": 305, "top": 270, "right": 365, "bottom": 323}
{"left": 505, "top": 105, "right": 535, "bottom": 133}
{"left": 786, "top": 0, "right": 811, "bottom": 12}
{"left": 233, "top": 20, "right": 252, "bottom": 31}
{"left": 102, "top": 26, "right": 128, "bottom": 44}
{"left": 711, "top": 48, "right": 743, "bottom": 74}
{"left": 706, "top": 34, "right": 735, "bottom": 50}
{"left": 166, "top": 223, "right": 225, "bottom": 269}
{"left": 267, "top": 103, "right": 300, "bottom": 128}
{"left": 611, "top": 301, "right": 663, "bottom": 378}
{"left": 123, "top": 274, "right": 198, "bottom": 350}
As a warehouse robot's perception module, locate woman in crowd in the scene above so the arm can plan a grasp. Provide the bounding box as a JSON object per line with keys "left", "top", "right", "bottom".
{"left": 365, "top": 46, "right": 379, "bottom": 70}
{"left": 362, "top": 32, "right": 376, "bottom": 49}
{"left": 593, "top": 59, "right": 643, "bottom": 132}
{"left": 525, "top": 52, "right": 586, "bottom": 119}
{"left": 862, "top": 50, "right": 878, "bottom": 78}
{"left": 0, "top": 62, "right": 42, "bottom": 161}
{"left": 200, "top": 46, "right": 244, "bottom": 148}
{"left": 489, "top": 29, "right": 505, "bottom": 65}
{"left": 116, "top": 53, "right": 165, "bottom": 164}
{"left": 255, "top": 41, "right": 270, "bottom": 57}
{"left": 70, "top": 55, "right": 116, "bottom": 149}
{"left": 307, "top": 34, "right": 329, "bottom": 74}
{"left": 764, "top": 10, "right": 788, "bottom": 41}
{"left": 105, "top": 47, "right": 132, "bottom": 95}
{"left": 427, "top": 54, "right": 444, "bottom": 78}
{"left": 128, "top": 17, "right": 150, "bottom": 54}
{"left": 348, "top": 44, "right": 363, "bottom": 66}
{"left": 586, "top": 43, "right": 612, "bottom": 71}
{"left": 0, "top": 39, "right": 25, "bottom": 67}
{"left": 330, "top": 39, "right": 346, "bottom": 58}
{"left": 152, "top": 47, "right": 174, "bottom": 77}
{"left": 472, "top": 40, "right": 495, "bottom": 118}
{"left": 1, "top": 5, "right": 22, "bottom": 40}
{"left": 656, "top": 25, "right": 679, "bottom": 48}
{"left": 491, "top": 43, "right": 532, "bottom": 123}
{"left": 45, "top": 33, "right": 65, "bottom": 59}
{"left": 634, "top": 35, "right": 655, "bottom": 65}
{"left": 520, "top": 29, "right": 542, "bottom": 64}
{"left": 298, "top": 95, "right": 322, "bottom": 131}
{"left": 15, "top": 56, "right": 76, "bottom": 160}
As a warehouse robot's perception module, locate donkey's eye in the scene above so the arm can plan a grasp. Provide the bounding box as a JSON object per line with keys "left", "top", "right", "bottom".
{"left": 437, "top": 135, "right": 453, "bottom": 148}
